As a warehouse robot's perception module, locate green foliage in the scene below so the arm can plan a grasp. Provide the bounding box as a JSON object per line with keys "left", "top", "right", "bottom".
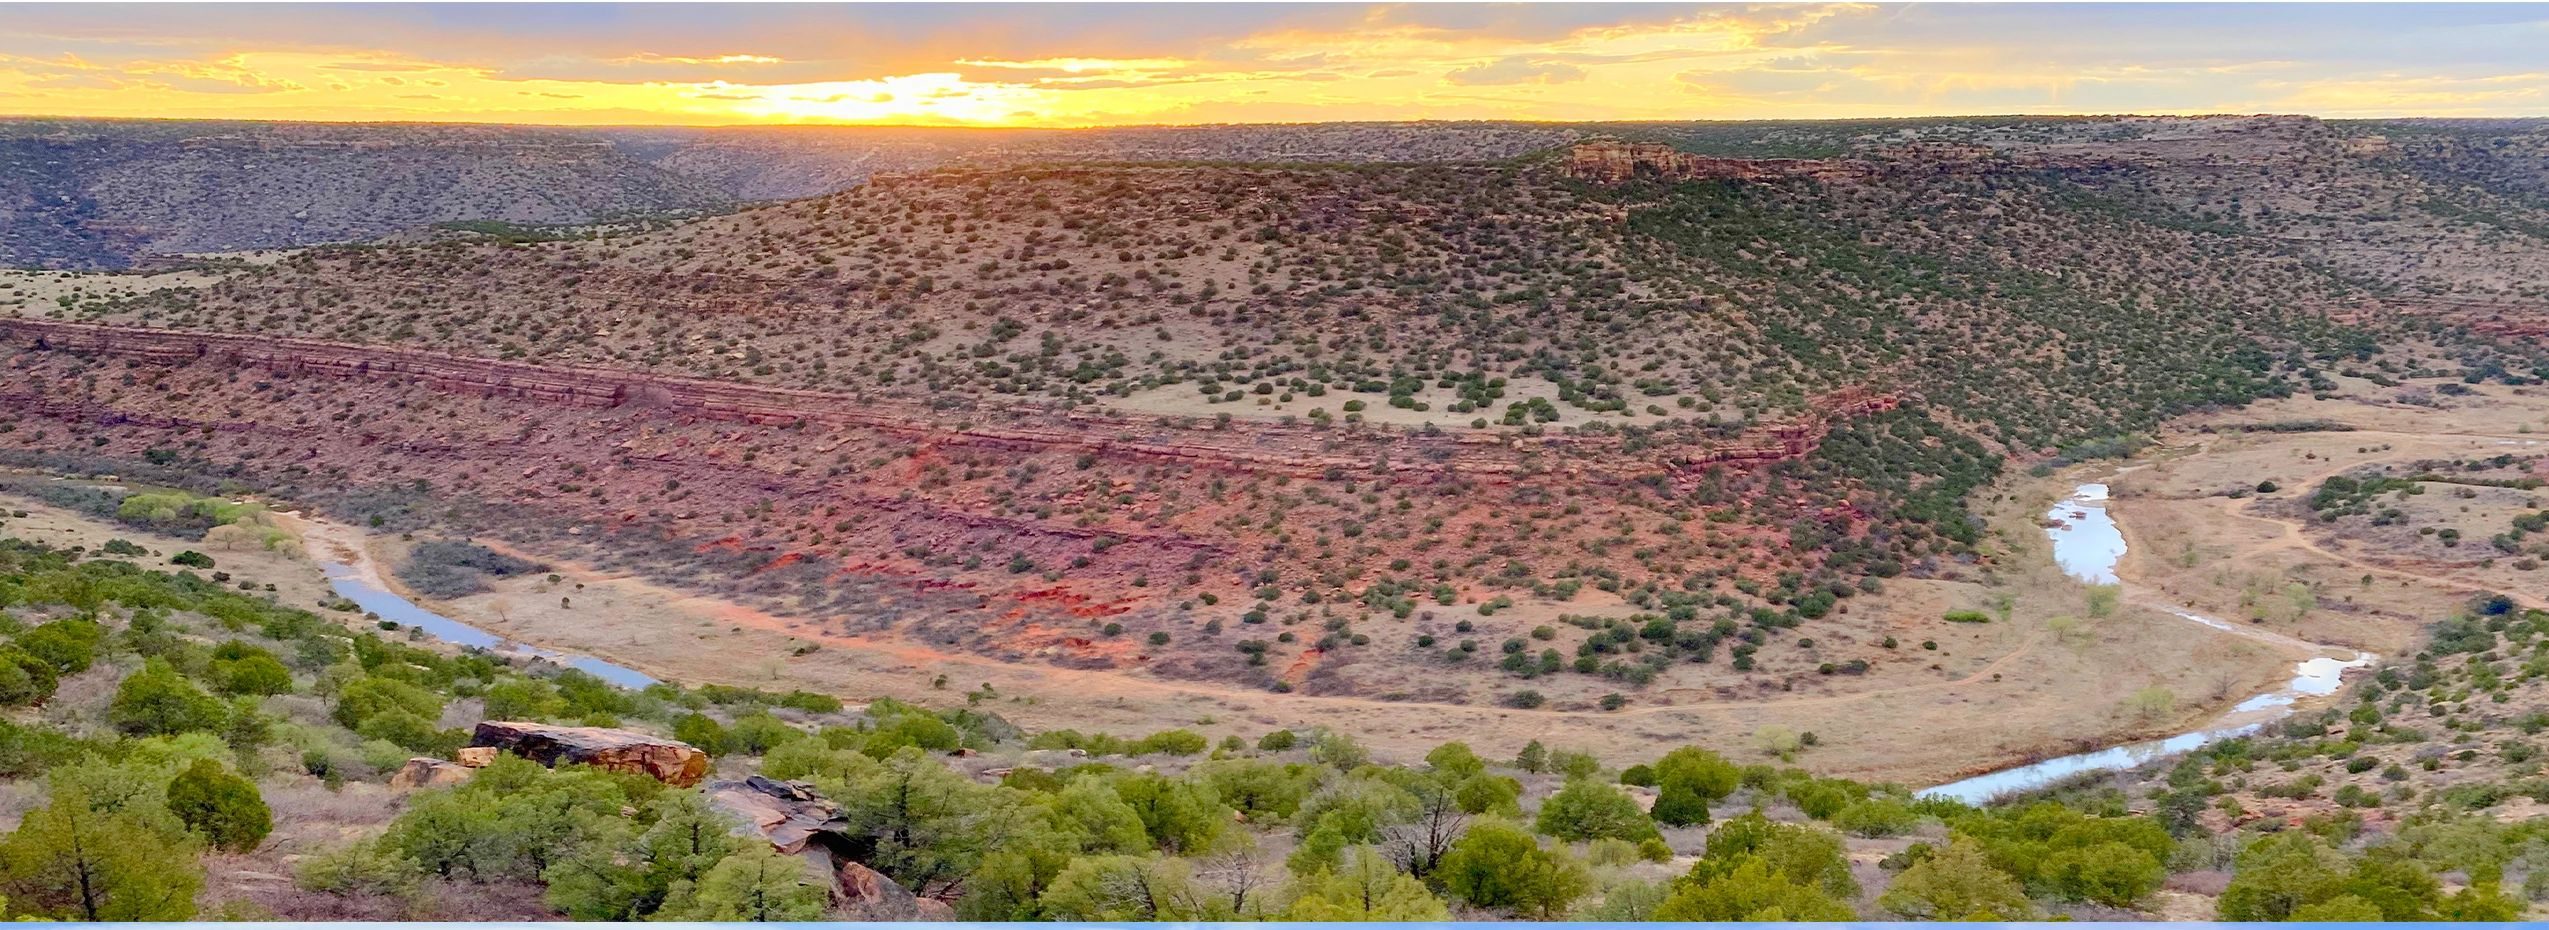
{"left": 545, "top": 791, "right": 747, "bottom": 920}
{"left": 1424, "top": 741, "right": 1486, "bottom": 778}
{"left": 830, "top": 747, "right": 1036, "bottom": 895}
{"left": 1533, "top": 776, "right": 1662, "bottom": 844}
{"left": 164, "top": 759, "right": 272, "bottom": 852}
{"left": 1832, "top": 798, "right": 1923, "bottom": 838}
{"left": 1649, "top": 745, "right": 1739, "bottom": 826}
{"left": 14, "top": 619, "right": 101, "bottom": 674}
{"left": 332, "top": 675, "right": 444, "bottom": 730}
{"left": 295, "top": 840, "right": 424, "bottom": 902}
{"left": 1282, "top": 846, "right": 1449, "bottom": 920}
{"left": 657, "top": 844, "right": 829, "bottom": 921}
{"left": 1654, "top": 858, "right": 1859, "bottom": 921}
{"left": 1878, "top": 839, "right": 2035, "bottom": 920}
{"left": 2040, "top": 840, "right": 2166, "bottom": 907}
{"left": 0, "top": 649, "right": 58, "bottom": 706}
{"left": 483, "top": 678, "right": 566, "bottom": 721}
{"left": 1040, "top": 854, "right": 1216, "bottom": 920}
{"left": 381, "top": 756, "right": 653, "bottom": 881}
{"left": 1438, "top": 818, "right": 1591, "bottom": 918}
{"left": 210, "top": 645, "right": 293, "bottom": 696}
{"left": 0, "top": 785, "right": 203, "bottom": 920}
{"left": 108, "top": 658, "right": 230, "bottom": 736}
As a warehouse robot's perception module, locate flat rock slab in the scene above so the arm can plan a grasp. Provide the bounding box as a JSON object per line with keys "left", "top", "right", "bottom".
{"left": 468, "top": 720, "right": 710, "bottom": 787}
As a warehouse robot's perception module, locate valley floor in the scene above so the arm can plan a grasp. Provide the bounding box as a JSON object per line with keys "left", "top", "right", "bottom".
{"left": 3, "top": 364, "right": 2529, "bottom": 792}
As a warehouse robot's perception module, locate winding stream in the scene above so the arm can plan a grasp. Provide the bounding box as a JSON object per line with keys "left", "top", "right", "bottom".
{"left": 291, "top": 481, "right": 2369, "bottom": 791}
{"left": 1920, "top": 482, "right": 2372, "bottom": 803}
{"left": 316, "top": 556, "right": 658, "bottom": 689}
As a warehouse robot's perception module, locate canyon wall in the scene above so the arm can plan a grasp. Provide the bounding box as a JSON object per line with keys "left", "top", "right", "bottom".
{"left": 0, "top": 318, "right": 1893, "bottom": 479}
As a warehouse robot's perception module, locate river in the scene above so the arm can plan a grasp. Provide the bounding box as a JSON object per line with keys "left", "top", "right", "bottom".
{"left": 1919, "top": 481, "right": 2373, "bottom": 803}
{"left": 315, "top": 553, "right": 658, "bottom": 689}
{"left": 297, "top": 483, "right": 2368, "bottom": 789}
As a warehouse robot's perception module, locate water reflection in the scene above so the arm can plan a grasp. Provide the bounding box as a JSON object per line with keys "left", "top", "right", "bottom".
{"left": 319, "top": 560, "right": 658, "bottom": 688}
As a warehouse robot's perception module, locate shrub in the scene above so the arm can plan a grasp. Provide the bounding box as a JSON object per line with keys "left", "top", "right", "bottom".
{"left": 108, "top": 659, "right": 230, "bottom": 736}
{"left": 166, "top": 759, "right": 273, "bottom": 852}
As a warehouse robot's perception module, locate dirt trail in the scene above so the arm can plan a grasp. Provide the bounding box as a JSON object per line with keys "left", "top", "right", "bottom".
{"left": 2157, "top": 433, "right": 2548, "bottom": 615}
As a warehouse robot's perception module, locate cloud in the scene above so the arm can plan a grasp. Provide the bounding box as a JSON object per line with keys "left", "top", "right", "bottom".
{"left": 612, "top": 52, "right": 785, "bottom": 66}
{"left": 1443, "top": 56, "right": 1586, "bottom": 87}
{"left": 1, "top": 3, "right": 2547, "bottom": 124}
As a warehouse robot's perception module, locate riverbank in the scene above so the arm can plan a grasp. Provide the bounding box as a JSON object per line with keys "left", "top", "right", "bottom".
{"left": 0, "top": 466, "right": 2326, "bottom": 789}
{"left": 1923, "top": 479, "right": 2372, "bottom": 802}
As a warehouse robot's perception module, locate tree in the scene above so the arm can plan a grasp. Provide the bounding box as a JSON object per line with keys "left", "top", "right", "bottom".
{"left": 834, "top": 747, "right": 1033, "bottom": 895}
{"left": 725, "top": 712, "right": 803, "bottom": 755}
{"left": 1048, "top": 777, "right": 1151, "bottom": 854}
{"left": 1452, "top": 772, "right": 1522, "bottom": 816}
{"left": 959, "top": 846, "right": 1074, "bottom": 921}
{"left": 1534, "top": 777, "right": 1661, "bottom": 844}
{"left": 659, "top": 844, "right": 828, "bottom": 922}
{"left": 212, "top": 653, "right": 293, "bottom": 697}
{"left": 481, "top": 679, "right": 565, "bottom": 722}
{"left": 1515, "top": 740, "right": 1549, "bottom": 774}
{"left": 1281, "top": 846, "right": 1448, "bottom": 920}
{"left": 2126, "top": 686, "right": 2176, "bottom": 720}
{"left": 1424, "top": 741, "right": 1485, "bottom": 779}
{"left": 1308, "top": 730, "right": 1368, "bottom": 770}
{"left": 2332, "top": 854, "right": 2444, "bottom": 920}
{"left": 2289, "top": 894, "right": 2385, "bottom": 921}
{"left": 1654, "top": 858, "right": 1858, "bottom": 921}
{"left": 0, "top": 650, "right": 58, "bottom": 707}
{"left": 107, "top": 658, "right": 229, "bottom": 736}
{"left": 1438, "top": 819, "right": 1591, "bottom": 918}
{"left": 1693, "top": 812, "right": 1861, "bottom": 901}
{"left": 1650, "top": 746, "right": 1739, "bottom": 826}
{"left": 1040, "top": 854, "right": 1217, "bottom": 920}
{"left": 2216, "top": 832, "right": 2345, "bottom": 921}
{"left": 0, "top": 786, "right": 203, "bottom": 921}
{"left": 1878, "top": 840, "right": 2035, "bottom": 920}
{"left": 330, "top": 676, "right": 443, "bottom": 731}
{"left": 294, "top": 839, "right": 422, "bottom": 903}
{"left": 1112, "top": 772, "right": 1231, "bottom": 854}
{"left": 164, "top": 759, "right": 272, "bottom": 853}
{"left": 546, "top": 791, "right": 744, "bottom": 920}
{"left": 15, "top": 620, "right": 101, "bottom": 675}
{"left": 2084, "top": 583, "right": 2121, "bottom": 617}
{"left": 1196, "top": 759, "right": 1319, "bottom": 822}
{"left": 1833, "top": 798, "right": 1922, "bottom": 838}
{"left": 1378, "top": 779, "right": 1468, "bottom": 880}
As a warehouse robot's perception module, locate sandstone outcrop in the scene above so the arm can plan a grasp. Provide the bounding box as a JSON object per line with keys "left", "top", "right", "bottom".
{"left": 705, "top": 775, "right": 855, "bottom": 858}
{"left": 0, "top": 318, "right": 1898, "bottom": 481}
{"left": 704, "top": 775, "right": 949, "bottom": 920}
{"left": 387, "top": 756, "right": 476, "bottom": 790}
{"left": 1561, "top": 139, "right": 1862, "bottom": 184}
{"left": 1558, "top": 138, "right": 2110, "bottom": 186}
{"left": 467, "top": 721, "right": 710, "bottom": 786}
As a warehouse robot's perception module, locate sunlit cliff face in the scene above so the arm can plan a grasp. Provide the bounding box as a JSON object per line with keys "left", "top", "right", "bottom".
{"left": 2, "top": 3, "right": 2546, "bottom": 126}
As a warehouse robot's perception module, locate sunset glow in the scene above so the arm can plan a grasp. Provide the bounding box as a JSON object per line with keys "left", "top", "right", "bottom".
{"left": 3, "top": 3, "right": 2545, "bottom": 126}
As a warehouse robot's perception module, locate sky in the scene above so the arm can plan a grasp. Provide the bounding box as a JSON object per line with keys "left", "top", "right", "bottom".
{"left": 1, "top": 3, "right": 2545, "bottom": 127}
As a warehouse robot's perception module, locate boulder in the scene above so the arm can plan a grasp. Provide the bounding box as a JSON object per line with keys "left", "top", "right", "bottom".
{"left": 704, "top": 775, "right": 852, "bottom": 857}
{"left": 703, "top": 775, "right": 946, "bottom": 920}
{"left": 467, "top": 721, "right": 710, "bottom": 786}
{"left": 388, "top": 756, "right": 475, "bottom": 790}
{"left": 836, "top": 860, "right": 933, "bottom": 921}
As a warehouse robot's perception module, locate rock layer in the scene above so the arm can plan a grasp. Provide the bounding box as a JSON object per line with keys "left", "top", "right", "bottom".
{"left": 0, "top": 317, "right": 1894, "bottom": 480}
{"left": 467, "top": 721, "right": 710, "bottom": 786}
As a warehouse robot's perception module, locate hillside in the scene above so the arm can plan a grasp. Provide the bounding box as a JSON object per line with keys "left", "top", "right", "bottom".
{"left": 9, "top": 113, "right": 2546, "bottom": 729}
{"left": 0, "top": 119, "right": 1583, "bottom": 269}
{"left": 5, "top": 112, "right": 2549, "bottom": 922}
{"left": 0, "top": 120, "right": 730, "bottom": 268}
